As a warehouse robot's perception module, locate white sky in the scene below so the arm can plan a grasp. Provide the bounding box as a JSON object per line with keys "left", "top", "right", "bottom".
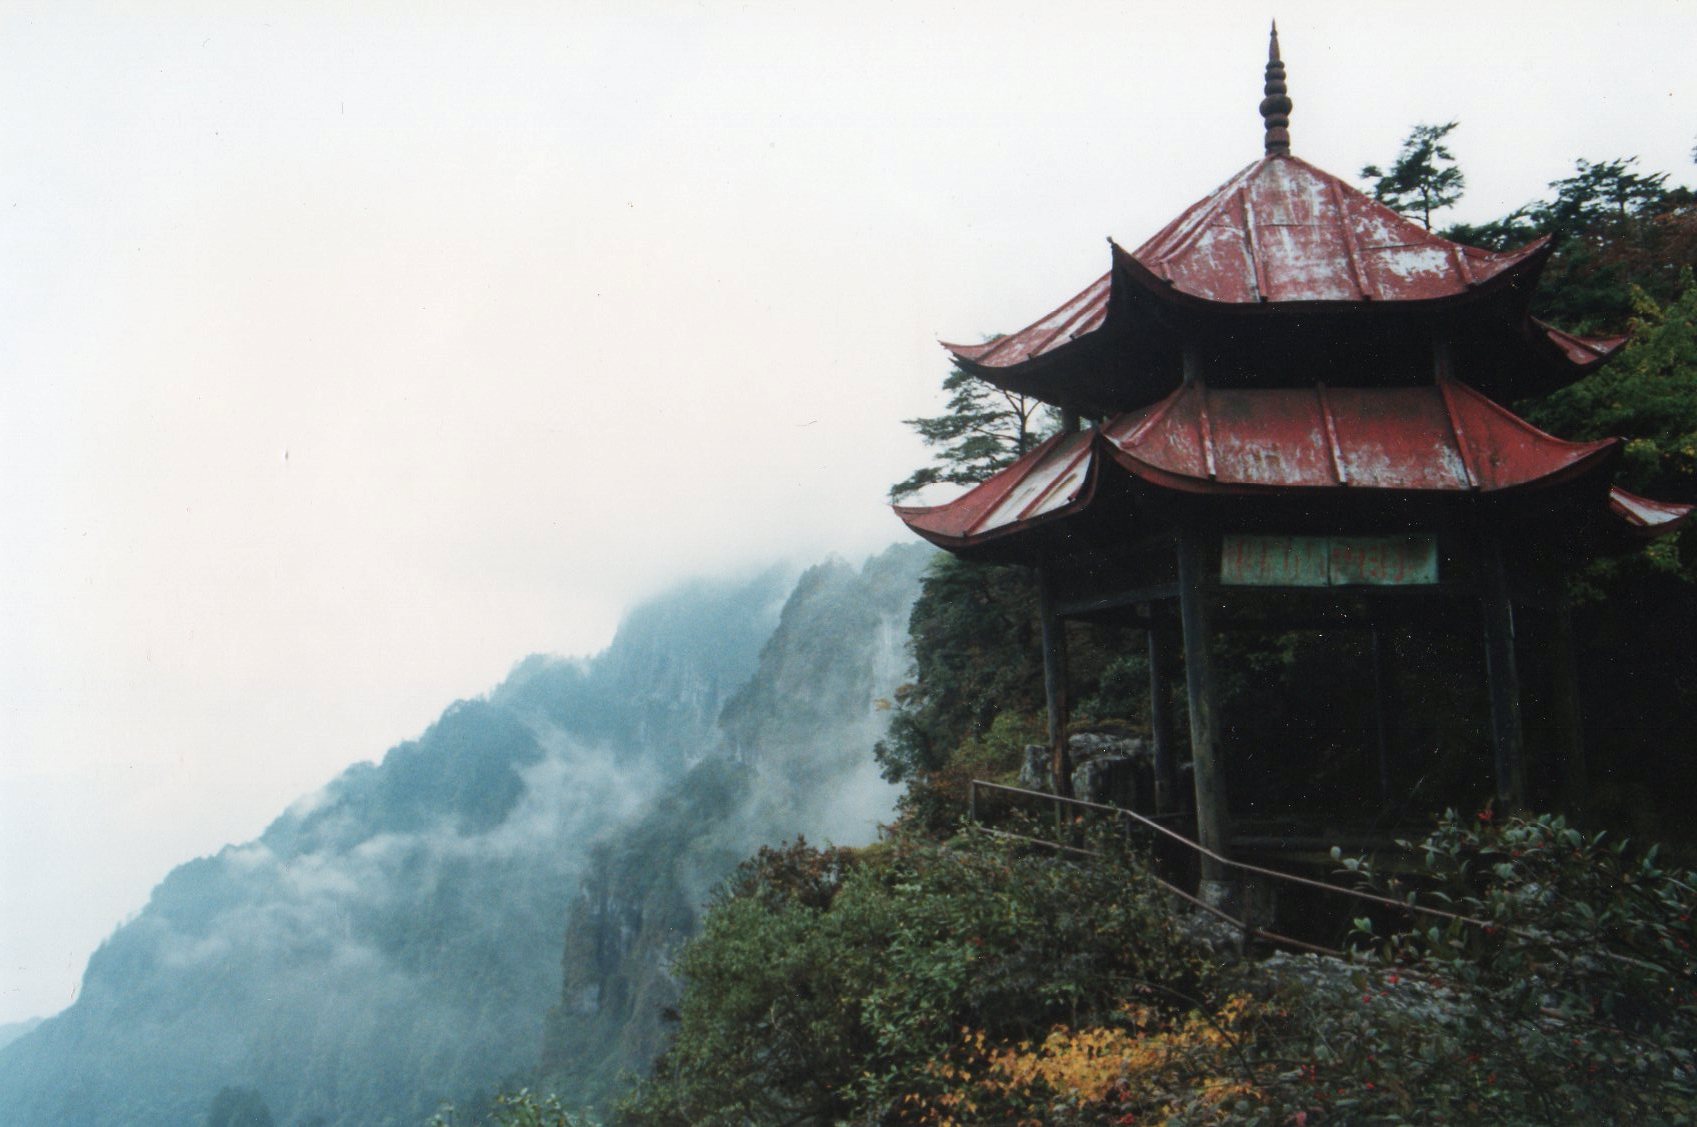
{"left": 2, "top": 0, "right": 1693, "bottom": 1025}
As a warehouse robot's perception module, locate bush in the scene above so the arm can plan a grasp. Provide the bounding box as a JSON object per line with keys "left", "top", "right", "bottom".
{"left": 618, "top": 830, "right": 1215, "bottom": 1125}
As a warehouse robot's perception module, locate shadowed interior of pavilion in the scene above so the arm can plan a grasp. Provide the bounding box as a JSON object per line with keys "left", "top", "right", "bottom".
{"left": 896, "top": 27, "right": 1692, "bottom": 907}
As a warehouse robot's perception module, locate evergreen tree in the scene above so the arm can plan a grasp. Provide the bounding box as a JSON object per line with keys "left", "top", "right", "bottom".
{"left": 889, "top": 366, "right": 1049, "bottom": 500}
{"left": 1361, "top": 121, "right": 1466, "bottom": 230}
{"left": 1532, "top": 159, "right": 1694, "bottom": 332}
{"left": 1524, "top": 272, "right": 1697, "bottom": 505}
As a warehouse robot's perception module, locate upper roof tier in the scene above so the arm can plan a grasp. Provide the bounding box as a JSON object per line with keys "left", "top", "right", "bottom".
{"left": 943, "top": 33, "right": 1624, "bottom": 414}
{"left": 1131, "top": 154, "right": 1545, "bottom": 306}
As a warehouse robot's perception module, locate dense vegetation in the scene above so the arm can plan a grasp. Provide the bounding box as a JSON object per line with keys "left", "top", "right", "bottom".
{"left": 616, "top": 816, "right": 1696, "bottom": 1124}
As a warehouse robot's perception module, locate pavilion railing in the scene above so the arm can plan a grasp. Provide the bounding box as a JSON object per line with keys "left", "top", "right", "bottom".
{"left": 964, "top": 779, "right": 1660, "bottom": 969}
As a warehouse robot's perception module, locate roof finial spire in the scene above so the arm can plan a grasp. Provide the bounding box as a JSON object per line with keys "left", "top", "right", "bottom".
{"left": 1260, "top": 20, "right": 1292, "bottom": 156}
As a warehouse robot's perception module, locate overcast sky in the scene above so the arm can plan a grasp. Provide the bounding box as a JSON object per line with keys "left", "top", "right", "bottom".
{"left": 3, "top": 0, "right": 1693, "bottom": 1025}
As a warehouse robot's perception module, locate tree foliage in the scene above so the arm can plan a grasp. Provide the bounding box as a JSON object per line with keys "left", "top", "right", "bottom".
{"left": 891, "top": 367, "right": 1050, "bottom": 501}
{"left": 874, "top": 556, "right": 1045, "bottom": 784}
{"left": 1526, "top": 272, "right": 1697, "bottom": 504}
{"left": 1443, "top": 154, "right": 1695, "bottom": 333}
{"left": 1361, "top": 121, "right": 1466, "bottom": 230}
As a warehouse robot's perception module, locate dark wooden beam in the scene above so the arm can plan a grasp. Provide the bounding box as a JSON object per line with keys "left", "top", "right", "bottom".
{"left": 1147, "top": 604, "right": 1179, "bottom": 815}
{"left": 1371, "top": 625, "right": 1395, "bottom": 804}
{"left": 1176, "top": 527, "right": 1231, "bottom": 903}
{"left": 1036, "top": 566, "right": 1074, "bottom": 799}
{"left": 1549, "top": 586, "right": 1588, "bottom": 820}
{"left": 1053, "top": 582, "right": 1179, "bottom": 620}
{"left": 1479, "top": 533, "right": 1528, "bottom": 812}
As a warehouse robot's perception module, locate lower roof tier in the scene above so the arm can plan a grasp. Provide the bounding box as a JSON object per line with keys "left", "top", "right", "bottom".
{"left": 895, "top": 380, "right": 1690, "bottom": 553}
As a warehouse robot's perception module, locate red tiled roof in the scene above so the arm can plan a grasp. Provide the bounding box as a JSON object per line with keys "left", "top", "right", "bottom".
{"left": 896, "top": 381, "right": 1627, "bottom": 550}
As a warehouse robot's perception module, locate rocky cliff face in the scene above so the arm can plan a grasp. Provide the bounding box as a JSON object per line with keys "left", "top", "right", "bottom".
{"left": 540, "top": 545, "right": 932, "bottom": 1107}
{"left": 0, "top": 565, "right": 801, "bottom": 1127}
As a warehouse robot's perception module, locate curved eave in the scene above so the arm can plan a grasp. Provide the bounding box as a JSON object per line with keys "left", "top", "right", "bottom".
{"left": 1535, "top": 319, "right": 1629, "bottom": 374}
{"left": 943, "top": 327, "right": 1129, "bottom": 410}
{"left": 1608, "top": 486, "right": 1694, "bottom": 539}
{"left": 942, "top": 273, "right": 1111, "bottom": 370}
{"left": 893, "top": 428, "right": 1100, "bottom": 551}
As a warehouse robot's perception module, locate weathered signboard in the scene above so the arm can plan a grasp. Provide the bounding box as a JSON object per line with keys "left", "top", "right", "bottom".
{"left": 1220, "top": 534, "right": 1439, "bottom": 587}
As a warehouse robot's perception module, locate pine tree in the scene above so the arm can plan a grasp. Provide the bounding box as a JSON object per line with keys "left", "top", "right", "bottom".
{"left": 889, "top": 366, "right": 1049, "bottom": 500}
{"left": 1361, "top": 121, "right": 1466, "bottom": 230}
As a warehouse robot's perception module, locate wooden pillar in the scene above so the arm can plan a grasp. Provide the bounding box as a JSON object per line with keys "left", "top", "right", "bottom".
{"left": 1182, "top": 343, "right": 1204, "bottom": 386}
{"left": 1176, "top": 528, "right": 1230, "bottom": 900}
{"left": 1036, "top": 567, "right": 1073, "bottom": 799}
{"left": 1432, "top": 333, "right": 1456, "bottom": 381}
{"left": 1147, "top": 604, "right": 1179, "bottom": 814}
{"left": 1549, "top": 585, "right": 1588, "bottom": 819}
{"left": 1479, "top": 533, "right": 1528, "bottom": 812}
{"left": 1370, "top": 625, "right": 1394, "bottom": 804}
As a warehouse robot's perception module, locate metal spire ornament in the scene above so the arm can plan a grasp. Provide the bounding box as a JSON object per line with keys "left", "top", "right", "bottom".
{"left": 1260, "top": 21, "right": 1292, "bottom": 155}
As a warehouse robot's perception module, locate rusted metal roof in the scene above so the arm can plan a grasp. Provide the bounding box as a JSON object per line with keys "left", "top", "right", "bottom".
{"left": 896, "top": 382, "right": 1628, "bottom": 550}
{"left": 1127, "top": 156, "right": 1545, "bottom": 305}
{"left": 943, "top": 149, "right": 1615, "bottom": 395}
{"left": 943, "top": 154, "right": 1567, "bottom": 374}
{"left": 1101, "top": 380, "right": 1617, "bottom": 494}
{"left": 895, "top": 428, "right": 1097, "bottom": 545}
{"left": 946, "top": 274, "right": 1110, "bottom": 368}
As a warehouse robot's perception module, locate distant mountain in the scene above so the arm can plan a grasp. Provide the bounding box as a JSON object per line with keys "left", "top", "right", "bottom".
{"left": 0, "top": 1018, "right": 41, "bottom": 1054}
{"left": 0, "top": 548, "right": 928, "bottom": 1127}
{"left": 541, "top": 546, "right": 929, "bottom": 1106}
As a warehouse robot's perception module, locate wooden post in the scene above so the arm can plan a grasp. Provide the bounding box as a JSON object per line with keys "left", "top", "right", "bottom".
{"left": 1432, "top": 333, "right": 1456, "bottom": 382}
{"left": 1036, "top": 566, "right": 1074, "bottom": 799}
{"left": 1479, "top": 533, "right": 1528, "bottom": 812}
{"left": 1549, "top": 586, "right": 1588, "bottom": 819}
{"left": 1176, "top": 527, "right": 1230, "bottom": 903}
{"left": 1147, "top": 604, "right": 1179, "bottom": 814}
{"left": 1182, "top": 343, "right": 1204, "bottom": 386}
{"left": 1370, "top": 625, "right": 1394, "bottom": 804}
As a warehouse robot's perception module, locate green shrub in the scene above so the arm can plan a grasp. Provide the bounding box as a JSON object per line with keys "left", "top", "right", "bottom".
{"left": 618, "top": 830, "right": 1214, "bottom": 1125}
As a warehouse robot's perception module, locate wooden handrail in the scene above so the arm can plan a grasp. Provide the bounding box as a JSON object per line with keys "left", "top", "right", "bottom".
{"left": 968, "top": 779, "right": 1672, "bottom": 976}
